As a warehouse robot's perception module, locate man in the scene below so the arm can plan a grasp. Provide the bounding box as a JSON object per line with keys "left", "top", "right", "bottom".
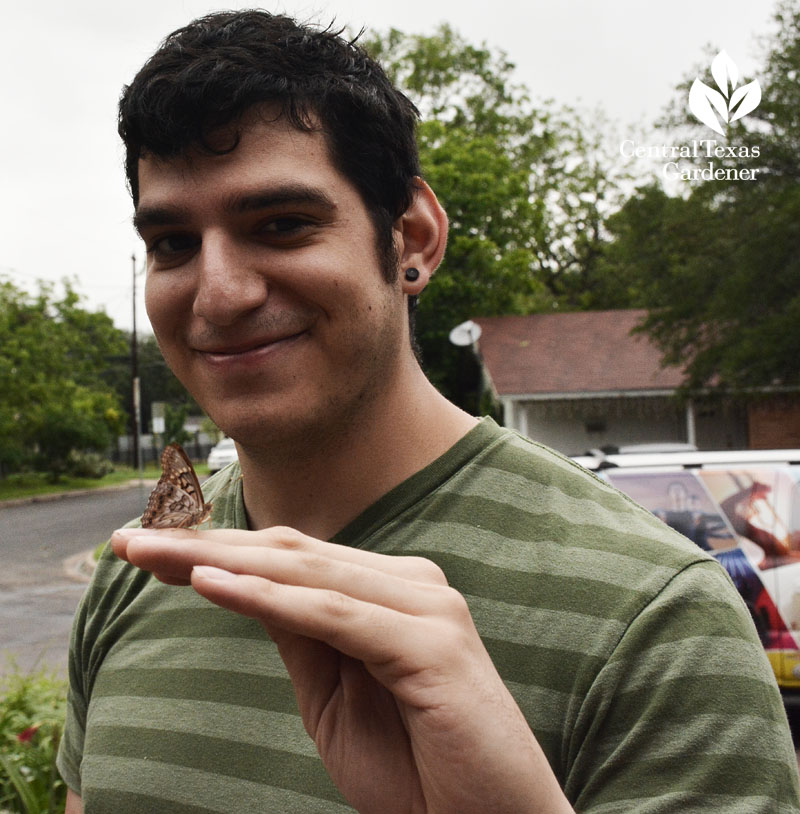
{"left": 58, "top": 11, "right": 800, "bottom": 813}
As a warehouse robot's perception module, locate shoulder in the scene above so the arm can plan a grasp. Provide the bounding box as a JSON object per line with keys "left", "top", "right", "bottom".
{"left": 419, "top": 422, "right": 712, "bottom": 582}
{"left": 202, "top": 459, "right": 242, "bottom": 496}
{"left": 377, "top": 424, "right": 731, "bottom": 676}
{"left": 406, "top": 422, "right": 754, "bottom": 670}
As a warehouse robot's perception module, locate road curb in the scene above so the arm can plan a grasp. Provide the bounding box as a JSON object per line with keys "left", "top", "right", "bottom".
{"left": 64, "top": 549, "right": 99, "bottom": 583}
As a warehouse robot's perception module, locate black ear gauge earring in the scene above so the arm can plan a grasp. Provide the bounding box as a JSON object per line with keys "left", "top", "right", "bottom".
{"left": 404, "top": 267, "right": 420, "bottom": 282}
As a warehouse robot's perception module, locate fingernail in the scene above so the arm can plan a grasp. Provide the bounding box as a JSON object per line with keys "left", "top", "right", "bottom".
{"left": 113, "top": 527, "right": 158, "bottom": 537}
{"left": 193, "top": 565, "right": 237, "bottom": 581}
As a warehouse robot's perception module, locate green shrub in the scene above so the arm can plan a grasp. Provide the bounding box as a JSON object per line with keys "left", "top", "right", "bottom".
{"left": 64, "top": 451, "right": 114, "bottom": 479}
{"left": 0, "top": 659, "right": 67, "bottom": 814}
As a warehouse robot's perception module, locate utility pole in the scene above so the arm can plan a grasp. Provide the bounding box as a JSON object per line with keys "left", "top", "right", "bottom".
{"left": 131, "top": 253, "right": 143, "bottom": 473}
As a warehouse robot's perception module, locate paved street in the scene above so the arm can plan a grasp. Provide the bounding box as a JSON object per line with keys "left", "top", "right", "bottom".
{"left": 0, "top": 483, "right": 153, "bottom": 676}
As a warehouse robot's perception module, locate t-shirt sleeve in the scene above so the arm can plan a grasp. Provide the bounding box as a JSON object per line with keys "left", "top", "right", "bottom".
{"left": 56, "top": 587, "right": 90, "bottom": 794}
{"left": 564, "top": 559, "right": 800, "bottom": 813}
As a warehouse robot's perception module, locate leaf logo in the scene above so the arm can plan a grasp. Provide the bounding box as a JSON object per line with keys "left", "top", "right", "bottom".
{"left": 689, "top": 51, "right": 761, "bottom": 135}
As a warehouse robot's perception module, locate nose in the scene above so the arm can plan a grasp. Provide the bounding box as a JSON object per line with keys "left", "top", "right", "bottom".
{"left": 192, "top": 232, "right": 268, "bottom": 326}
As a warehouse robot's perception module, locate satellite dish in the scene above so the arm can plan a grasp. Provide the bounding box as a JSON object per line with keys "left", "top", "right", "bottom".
{"left": 448, "top": 320, "right": 482, "bottom": 347}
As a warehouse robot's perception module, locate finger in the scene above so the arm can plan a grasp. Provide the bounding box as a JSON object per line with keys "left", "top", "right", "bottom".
{"left": 120, "top": 535, "right": 451, "bottom": 616}
{"left": 112, "top": 525, "right": 447, "bottom": 585}
{"left": 110, "top": 527, "right": 196, "bottom": 561}
{"left": 189, "top": 566, "right": 469, "bottom": 677}
{"left": 112, "top": 534, "right": 200, "bottom": 582}
{"left": 154, "top": 573, "right": 192, "bottom": 586}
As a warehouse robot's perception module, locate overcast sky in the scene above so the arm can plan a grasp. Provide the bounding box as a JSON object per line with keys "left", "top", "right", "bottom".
{"left": 0, "top": 0, "right": 777, "bottom": 333}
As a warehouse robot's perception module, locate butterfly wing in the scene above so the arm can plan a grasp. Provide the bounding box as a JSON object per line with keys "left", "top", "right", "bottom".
{"left": 141, "top": 444, "right": 213, "bottom": 529}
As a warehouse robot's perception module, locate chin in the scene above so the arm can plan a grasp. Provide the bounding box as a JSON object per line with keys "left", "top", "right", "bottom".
{"left": 205, "top": 401, "right": 319, "bottom": 451}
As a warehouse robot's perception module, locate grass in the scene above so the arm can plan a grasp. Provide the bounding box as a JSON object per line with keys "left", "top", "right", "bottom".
{"left": 0, "top": 467, "right": 158, "bottom": 502}
{"left": 0, "top": 461, "right": 210, "bottom": 503}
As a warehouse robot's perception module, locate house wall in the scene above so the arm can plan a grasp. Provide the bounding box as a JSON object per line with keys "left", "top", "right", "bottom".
{"left": 693, "top": 400, "right": 749, "bottom": 450}
{"left": 503, "top": 396, "right": 748, "bottom": 457}
{"left": 748, "top": 397, "right": 800, "bottom": 448}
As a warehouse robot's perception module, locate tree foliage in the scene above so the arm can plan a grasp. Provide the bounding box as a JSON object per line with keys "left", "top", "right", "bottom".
{"left": 364, "top": 25, "right": 631, "bottom": 406}
{"left": 0, "top": 277, "right": 127, "bottom": 477}
{"left": 749, "top": 0, "right": 800, "bottom": 181}
{"left": 162, "top": 403, "right": 193, "bottom": 447}
{"left": 134, "top": 333, "right": 198, "bottom": 435}
{"left": 599, "top": 0, "right": 800, "bottom": 393}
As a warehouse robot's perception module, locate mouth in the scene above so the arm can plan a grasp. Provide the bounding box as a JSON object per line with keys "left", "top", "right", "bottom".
{"left": 195, "top": 330, "right": 307, "bottom": 365}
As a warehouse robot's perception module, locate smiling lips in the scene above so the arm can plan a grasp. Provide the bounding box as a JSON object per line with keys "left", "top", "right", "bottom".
{"left": 196, "top": 330, "right": 306, "bottom": 365}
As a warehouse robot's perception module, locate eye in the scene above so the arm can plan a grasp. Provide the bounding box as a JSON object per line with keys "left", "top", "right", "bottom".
{"left": 257, "top": 216, "right": 315, "bottom": 237}
{"left": 147, "top": 233, "right": 200, "bottom": 262}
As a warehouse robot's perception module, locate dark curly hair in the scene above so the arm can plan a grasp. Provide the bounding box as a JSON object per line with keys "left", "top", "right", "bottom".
{"left": 118, "top": 9, "right": 422, "bottom": 282}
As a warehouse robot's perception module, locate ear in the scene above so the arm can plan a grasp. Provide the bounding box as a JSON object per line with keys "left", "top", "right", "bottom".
{"left": 395, "top": 177, "right": 448, "bottom": 295}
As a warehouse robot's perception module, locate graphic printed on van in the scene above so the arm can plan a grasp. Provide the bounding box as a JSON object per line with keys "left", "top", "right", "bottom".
{"left": 597, "top": 464, "right": 800, "bottom": 690}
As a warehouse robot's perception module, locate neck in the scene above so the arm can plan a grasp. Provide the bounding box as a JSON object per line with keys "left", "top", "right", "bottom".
{"left": 235, "top": 364, "right": 477, "bottom": 539}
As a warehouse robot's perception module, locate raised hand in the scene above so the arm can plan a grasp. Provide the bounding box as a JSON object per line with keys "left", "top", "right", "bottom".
{"left": 111, "top": 527, "right": 573, "bottom": 814}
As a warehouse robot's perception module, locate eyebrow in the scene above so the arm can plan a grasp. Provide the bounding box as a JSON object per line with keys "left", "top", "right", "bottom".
{"left": 132, "top": 183, "right": 338, "bottom": 235}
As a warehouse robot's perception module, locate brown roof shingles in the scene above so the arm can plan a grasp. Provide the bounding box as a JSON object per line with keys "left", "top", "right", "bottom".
{"left": 473, "top": 310, "right": 685, "bottom": 397}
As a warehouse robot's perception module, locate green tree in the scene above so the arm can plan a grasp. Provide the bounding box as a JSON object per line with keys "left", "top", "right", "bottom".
{"left": 603, "top": 181, "right": 800, "bottom": 392}
{"left": 161, "top": 403, "right": 192, "bottom": 447}
{"left": 601, "top": 0, "right": 800, "bottom": 392}
{"left": 364, "top": 26, "right": 630, "bottom": 407}
{"left": 755, "top": 0, "right": 800, "bottom": 180}
{"left": 0, "top": 277, "right": 127, "bottom": 478}
{"left": 136, "top": 334, "right": 198, "bottom": 434}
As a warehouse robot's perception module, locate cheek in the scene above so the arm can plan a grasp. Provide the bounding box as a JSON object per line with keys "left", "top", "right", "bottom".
{"left": 144, "top": 274, "right": 192, "bottom": 338}
{"left": 144, "top": 273, "right": 166, "bottom": 322}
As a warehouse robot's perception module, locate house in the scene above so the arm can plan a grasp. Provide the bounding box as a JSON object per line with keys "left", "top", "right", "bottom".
{"left": 471, "top": 309, "right": 797, "bottom": 456}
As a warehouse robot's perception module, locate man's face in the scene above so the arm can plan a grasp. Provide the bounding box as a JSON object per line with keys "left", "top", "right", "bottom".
{"left": 136, "top": 111, "right": 408, "bottom": 447}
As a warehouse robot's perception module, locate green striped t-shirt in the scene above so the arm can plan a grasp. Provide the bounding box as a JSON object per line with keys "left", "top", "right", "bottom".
{"left": 57, "top": 418, "right": 800, "bottom": 812}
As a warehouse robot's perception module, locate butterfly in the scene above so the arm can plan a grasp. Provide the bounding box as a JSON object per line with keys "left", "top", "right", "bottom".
{"left": 141, "top": 443, "right": 213, "bottom": 529}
